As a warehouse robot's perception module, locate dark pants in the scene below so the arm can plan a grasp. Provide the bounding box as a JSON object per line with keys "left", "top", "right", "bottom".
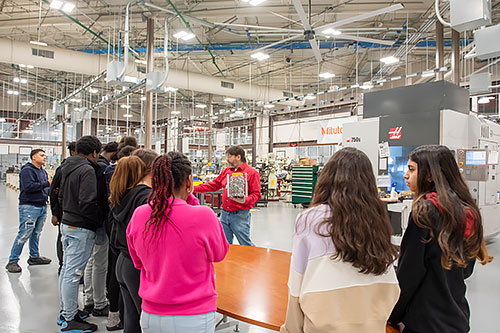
{"left": 116, "top": 253, "right": 142, "bottom": 333}
{"left": 107, "top": 247, "right": 123, "bottom": 314}
{"left": 57, "top": 223, "right": 63, "bottom": 273}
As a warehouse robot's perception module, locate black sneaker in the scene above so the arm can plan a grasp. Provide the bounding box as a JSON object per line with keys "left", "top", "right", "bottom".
{"left": 60, "top": 318, "right": 97, "bottom": 332}
{"left": 5, "top": 262, "right": 21, "bottom": 273}
{"left": 27, "top": 256, "right": 51, "bottom": 265}
{"left": 57, "top": 310, "right": 90, "bottom": 326}
{"left": 92, "top": 304, "right": 109, "bottom": 317}
{"left": 83, "top": 303, "right": 94, "bottom": 314}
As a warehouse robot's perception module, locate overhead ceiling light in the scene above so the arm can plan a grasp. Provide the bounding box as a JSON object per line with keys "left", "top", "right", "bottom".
{"left": 165, "top": 87, "right": 178, "bottom": 92}
{"left": 140, "top": 96, "right": 146, "bottom": 101}
{"left": 322, "top": 28, "right": 341, "bottom": 36}
{"left": 263, "top": 104, "right": 274, "bottom": 108}
{"left": 360, "top": 82, "right": 374, "bottom": 90}
{"left": 249, "top": 0, "right": 266, "bottom": 5}
{"left": 304, "top": 94, "right": 316, "bottom": 100}
{"left": 7, "top": 90, "right": 19, "bottom": 95}
{"left": 380, "top": 56, "right": 399, "bottom": 65}
{"left": 120, "top": 104, "right": 131, "bottom": 109}
{"left": 21, "top": 102, "right": 33, "bottom": 106}
{"left": 69, "top": 98, "right": 81, "bottom": 103}
{"left": 18, "top": 64, "right": 27, "bottom": 68}
{"left": 49, "top": 0, "right": 63, "bottom": 9}
{"left": 478, "top": 97, "right": 491, "bottom": 104}
{"left": 13, "top": 77, "right": 20, "bottom": 83}
{"left": 171, "top": 111, "right": 181, "bottom": 115}
{"left": 20, "top": 78, "right": 28, "bottom": 84}
{"left": 26, "top": 64, "right": 34, "bottom": 69}
{"left": 173, "top": 31, "right": 195, "bottom": 41}
{"left": 61, "top": 2, "right": 75, "bottom": 13}
{"left": 74, "top": 107, "right": 81, "bottom": 111}
{"left": 224, "top": 97, "right": 236, "bottom": 103}
{"left": 251, "top": 52, "right": 269, "bottom": 61}
{"left": 195, "top": 103, "right": 207, "bottom": 108}
{"left": 421, "top": 70, "right": 434, "bottom": 77}
{"left": 124, "top": 114, "right": 133, "bottom": 118}
{"left": 135, "top": 59, "right": 147, "bottom": 65}
{"left": 88, "top": 88, "right": 99, "bottom": 94}
{"left": 235, "top": 110, "right": 245, "bottom": 115}
{"left": 319, "top": 72, "right": 335, "bottom": 79}
{"left": 30, "top": 40, "right": 48, "bottom": 47}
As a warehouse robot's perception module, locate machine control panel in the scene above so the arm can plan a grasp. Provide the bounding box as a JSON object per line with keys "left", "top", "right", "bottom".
{"left": 457, "top": 149, "right": 489, "bottom": 181}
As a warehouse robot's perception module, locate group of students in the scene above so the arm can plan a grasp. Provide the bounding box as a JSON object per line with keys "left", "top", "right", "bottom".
{"left": 280, "top": 145, "right": 492, "bottom": 333}
{"left": 49, "top": 135, "right": 229, "bottom": 333}
{"left": 5, "top": 136, "right": 492, "bottom": 333}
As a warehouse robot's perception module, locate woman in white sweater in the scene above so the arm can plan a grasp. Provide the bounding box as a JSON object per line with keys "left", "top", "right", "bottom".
{"left": 281, "top": 148, "right": 400, "bottom": 333}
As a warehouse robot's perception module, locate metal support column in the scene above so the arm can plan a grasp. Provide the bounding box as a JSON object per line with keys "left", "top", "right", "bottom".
{"left": 144, "top": 18, "right": 154, "bottom": 149}
{"left": 62, "top": 103, "right": 68, "bottom": 160}
{"left": 251, "top": 117, "right": 256, "bottom": 167}
{"left": 435, "top": 21, "right": 444, "bottom": 81}
{"left": 268, "top": 116, "right": 273, "bottom": 154}
{"left": 451, "top": 29, "right": 460, "bottom": 85}
{"left": 207, "top": 94, "right": 213, "bottom": 162}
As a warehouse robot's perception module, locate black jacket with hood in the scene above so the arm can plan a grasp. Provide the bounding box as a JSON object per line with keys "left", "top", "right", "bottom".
{"left": 110, "top": 184, "right": 151, "bottom": 258}
{"left": 59, "top": 155, "right": 102, "bottom": 231}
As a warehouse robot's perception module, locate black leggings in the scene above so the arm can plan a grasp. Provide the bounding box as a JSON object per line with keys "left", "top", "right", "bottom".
{"left": 107, "top": 248, "right": 123, "bottom": 314}
{"left": 116, "top": 253, "right": 142, "bottom": 333}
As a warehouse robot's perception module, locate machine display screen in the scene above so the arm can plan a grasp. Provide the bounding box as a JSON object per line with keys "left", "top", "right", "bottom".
{"left": 386, "top": 146, "right": 417, "bottom": 192}
{"left": 466, "top": 150, "right": 487, "bottom": 165}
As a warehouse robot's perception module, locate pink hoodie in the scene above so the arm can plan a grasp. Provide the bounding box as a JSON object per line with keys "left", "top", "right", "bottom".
{"left": 126, "top": 196, "right": 229, "bottom": 316}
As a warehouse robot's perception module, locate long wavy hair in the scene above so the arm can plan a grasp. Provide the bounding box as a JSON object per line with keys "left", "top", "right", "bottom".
{"left": 311, "top": 147, "right": 398, "bottom": 275}
{"left": 409, "top": 145, "right": 491, "bottom": 268}
{"left": 145, "top": 152, "right": 192, "bottom": 241}
{"left": 109, "top": 156, "right": 146, "bottom": 206}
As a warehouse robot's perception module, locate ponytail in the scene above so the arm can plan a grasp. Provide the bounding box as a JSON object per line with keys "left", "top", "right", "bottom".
{"left": 145, "top": 155, "right": 174, "bottom": 241}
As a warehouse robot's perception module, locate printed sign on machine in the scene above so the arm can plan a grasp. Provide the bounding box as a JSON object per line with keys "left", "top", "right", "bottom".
{"left": 317, "top": 116, "right": 357, "bottom": 144}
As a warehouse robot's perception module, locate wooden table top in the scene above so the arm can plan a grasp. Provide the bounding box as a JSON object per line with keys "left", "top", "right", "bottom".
{"left": 214, "top": 245, "right": 291, "bottom": 331}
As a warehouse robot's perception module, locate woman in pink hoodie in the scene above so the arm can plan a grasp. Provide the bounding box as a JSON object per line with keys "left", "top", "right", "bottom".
{"left": 126, "top": 152, "right": 229, "bottom": 333}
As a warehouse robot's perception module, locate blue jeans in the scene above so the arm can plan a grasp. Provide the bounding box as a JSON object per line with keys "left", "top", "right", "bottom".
{"left": 220, "top": 209, "right": 254, "bottom": 246}
{"left": 141, "top": 311, "right": 215, "bottom": 333}
{"left": 59, "top": 224, "right": 96, "bottom": 321}
{"left": 8, "top": 204, "right": 47, "bottom": 263}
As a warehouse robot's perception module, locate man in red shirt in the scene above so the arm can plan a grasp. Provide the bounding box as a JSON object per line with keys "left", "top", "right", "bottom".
{"left": 194, "top": 146, "right": 261, "bottom": 246}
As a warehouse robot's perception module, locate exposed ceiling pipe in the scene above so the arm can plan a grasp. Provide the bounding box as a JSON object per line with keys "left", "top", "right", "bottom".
{"left": 375, "top": 1, "right": 450, "bottom": 78}
{"left": 0, "top": 38, "right": 294, "bottom": 102}
{"left": 118, "top": 1, "right": 139, "bottom": 80}
{"left": 435, "top": 0, "right": 451, "bottom": 27}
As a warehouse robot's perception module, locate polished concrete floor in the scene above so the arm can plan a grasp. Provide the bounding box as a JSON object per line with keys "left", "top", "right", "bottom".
{"left": 0, "top": 184, "right": 498, "bottom": 332}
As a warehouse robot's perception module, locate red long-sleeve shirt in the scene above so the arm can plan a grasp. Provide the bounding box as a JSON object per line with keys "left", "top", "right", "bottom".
{"left": 194, "top": 162, "right": 261, "bottom": 212}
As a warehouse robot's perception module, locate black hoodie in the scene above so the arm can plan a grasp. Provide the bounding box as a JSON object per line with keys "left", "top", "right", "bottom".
{"left": 110, "top": 184, "right": 151, "bottom": 258}
{"left": 59, "top": 155, "right": 101, "bottom": 231}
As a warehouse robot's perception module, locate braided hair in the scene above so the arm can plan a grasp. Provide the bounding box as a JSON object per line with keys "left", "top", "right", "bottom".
{"left": 145, "top": 152, "right": 192, "bottom": 241}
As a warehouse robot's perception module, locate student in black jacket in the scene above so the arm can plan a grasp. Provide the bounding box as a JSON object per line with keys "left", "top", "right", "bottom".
{"left": 49, "top": 141, "right": 76, "bottom": 275}
{"left": 108, "top": 149, "right": 157, "bottom": 333}
{"left": 83, "top": 141, "right": 118, "bottom": 318}
{"left": 58, "top": 136, "right": 102, "bottom": 333}
{"left": 389, "top": 145, "right": 492, "bottom": 333}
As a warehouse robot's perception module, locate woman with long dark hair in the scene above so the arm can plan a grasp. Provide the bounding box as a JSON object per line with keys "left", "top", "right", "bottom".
{"left": 281, "top": 147, "right": 400, "bottom": 333}
{"left": 389, "top": 145, "right": 492, "bottom": 333}
{"left": 126, "top": 152, "right": 229, "bottom": 333}
{"left": 109, "top": 148, "right": 158, "bottom": 333}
